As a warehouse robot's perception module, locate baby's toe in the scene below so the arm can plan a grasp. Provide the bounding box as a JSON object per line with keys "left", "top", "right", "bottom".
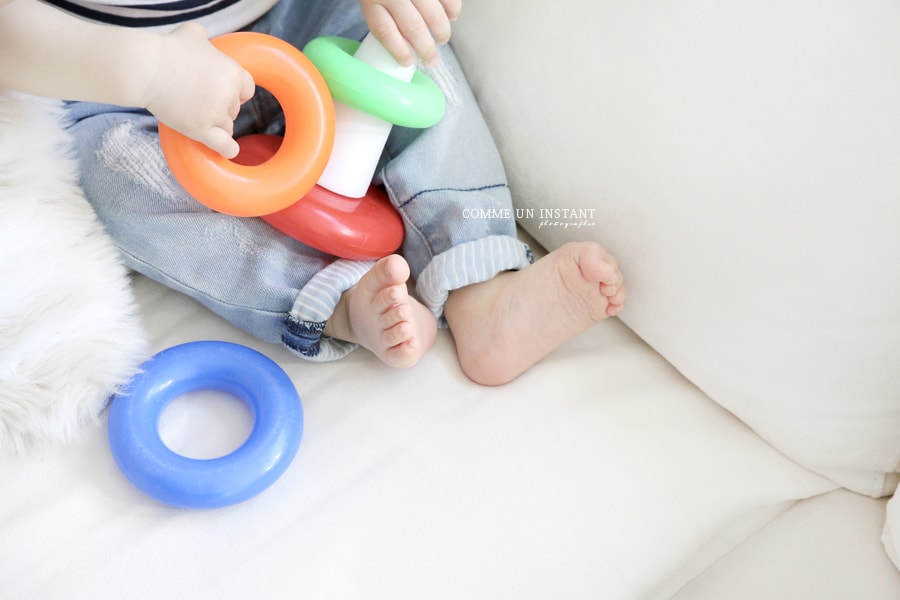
{"left": 380, "top": 301, "right": 411, "bottom": 329}
{"left": 361, "top": 255, "right": 410, "bottom": 297}
{"left": 383, "top": 319, "right": 414, "bottom": 347}
{"left": 382, "top": 338, "right": 423, "bottom": 369}
{"left": 606, "top": 285, "right": 627, "bottom": 312}
{"left": 600, "top": 282, "right": 619, "bottom": 297}
{"left": 372, "top": 284, "right": 406, "bottom": 314}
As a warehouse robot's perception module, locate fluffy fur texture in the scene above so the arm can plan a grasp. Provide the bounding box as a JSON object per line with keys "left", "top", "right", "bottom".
{"left": 0, "top": 91, "right": 149, "bottom": 455}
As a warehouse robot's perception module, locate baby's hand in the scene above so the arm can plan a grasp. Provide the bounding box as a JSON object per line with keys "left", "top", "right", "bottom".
{"left": 359, "top": 0, "right": 461, "bottom": 67}
{"left": 141, "top": 23, "right": 254, "bottom": 159}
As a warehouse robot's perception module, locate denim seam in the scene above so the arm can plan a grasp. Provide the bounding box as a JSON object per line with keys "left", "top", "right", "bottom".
{"left": 396, "top": 183, "right": 509, "bottom": 209}
{"left": 382, "top": 179, "right": 436, "bottom": 268}
{"left": 118, "top": 247, "right": 286, "bottom": 318}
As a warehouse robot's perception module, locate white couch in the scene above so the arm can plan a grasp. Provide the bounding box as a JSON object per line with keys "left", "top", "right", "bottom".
{"left": 2, "top": 1, "right": 900, "bottom": 598}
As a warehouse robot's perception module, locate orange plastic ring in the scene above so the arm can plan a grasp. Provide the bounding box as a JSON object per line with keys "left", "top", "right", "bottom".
{"left": 159, "top": 32, "right": 335, "bottom": 217}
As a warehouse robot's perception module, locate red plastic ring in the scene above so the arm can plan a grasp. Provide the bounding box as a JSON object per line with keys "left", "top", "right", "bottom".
{"left": 233, "top": 133, "right": 403, "bottom": 259}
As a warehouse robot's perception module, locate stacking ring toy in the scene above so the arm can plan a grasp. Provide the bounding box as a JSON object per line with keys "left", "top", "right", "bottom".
{"left": 159, "top": 32, "right": 335, "bottom": 217}
{"left": 265, "top": 183, "right": 403, "bottom": 260}
{"left": 108, "top": 341, "right": 303, "bottom": 509}
{"left": 303, "top": 36, "right": 445, "bottom": 129}
{"left": 233, "top": 134, "right": 404, "bottom": 259}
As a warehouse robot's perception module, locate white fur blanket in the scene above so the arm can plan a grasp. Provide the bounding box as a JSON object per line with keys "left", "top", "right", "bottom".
{"left": 0, "top": 91, "right": 148, "bottom": 455}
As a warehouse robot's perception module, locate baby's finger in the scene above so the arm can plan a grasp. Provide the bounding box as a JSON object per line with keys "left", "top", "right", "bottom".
{"left": 204, "top": 127, "right": 240, "bottom": 159}
{"left": 413, "top": 0, "right": 453, "bottom": 45}
{"left": 440, "top": 0, "right": 461, "bottom": 22}
{"left": 403, "top": 22, "right": 440, "bottom": 66}
{"left": 365, "top": 4, "right": 415, "bottom": 66}
{"left": 383, "top": 1, "right": 440, "bottom": 66}
{"left": 225, "top": 70, "right": 254, "bottom": 120}
{"left": 227, "top": 97, "right": 241, "bottom": 121}
{"left": 239, "top": 69, "right": 255, "bottom": 103}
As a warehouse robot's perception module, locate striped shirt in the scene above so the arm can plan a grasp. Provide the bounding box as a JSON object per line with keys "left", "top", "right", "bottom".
{"left": 41, "top": 0, "right": 278, "bottom": 36}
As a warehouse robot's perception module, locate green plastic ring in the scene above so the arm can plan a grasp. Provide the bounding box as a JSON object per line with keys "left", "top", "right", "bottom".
{"left": 303, "top": 36, "right": 445, "bottom": 129}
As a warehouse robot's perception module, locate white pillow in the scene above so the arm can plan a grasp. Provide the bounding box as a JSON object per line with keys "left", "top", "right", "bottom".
{"left": 453, "top": 1, "right": 900, "bottom": 497}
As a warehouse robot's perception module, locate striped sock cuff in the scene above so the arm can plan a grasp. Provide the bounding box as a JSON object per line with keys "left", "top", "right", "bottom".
{"left": 416, "top": 235, "right": 533, "bottom": 324}
{"left": 282, "top": 259, "right": 375, "bottom": 362}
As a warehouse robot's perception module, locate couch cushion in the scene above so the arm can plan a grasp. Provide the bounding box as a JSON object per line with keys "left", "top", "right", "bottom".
{"left": 675, "top": 490, "right": 900, "bottom": 599}
{"left": 0, "top": 274, "right": 835, "bottom": 599}
{"left": 452, "top": 0, "right": 900, "bottom": 497}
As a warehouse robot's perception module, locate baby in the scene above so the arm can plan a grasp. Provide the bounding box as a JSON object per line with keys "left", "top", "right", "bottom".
{"left": 0, "top": 0, "right": 625, "bottom": 385}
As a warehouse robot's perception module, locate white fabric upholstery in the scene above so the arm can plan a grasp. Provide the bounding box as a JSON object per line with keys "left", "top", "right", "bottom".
{"left": 3, "top": 1, "right": 900, "bottom": 597}
{"left": 451, "top": 0, "right": 900, "bottom": 499}
{"left": 0, "top": 275, "right": 835, "bottom": 599}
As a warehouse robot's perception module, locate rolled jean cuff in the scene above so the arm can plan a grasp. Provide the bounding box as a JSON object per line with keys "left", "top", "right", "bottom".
{"left": 416, "top": 235, "right": 533, "bottom": 324}
{"left": 282, "top": 259, "right": 375, "bottom": 361}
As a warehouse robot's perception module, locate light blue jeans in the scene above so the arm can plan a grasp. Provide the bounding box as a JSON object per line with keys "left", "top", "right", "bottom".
{"left": 65, "top": 0, "right": 532, "bottom": 361}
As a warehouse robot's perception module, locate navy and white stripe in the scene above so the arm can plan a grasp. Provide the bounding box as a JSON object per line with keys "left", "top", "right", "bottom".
{"left": 41, "top": 0, "right": 277, "bottom": 34}
{"left": 283, "top": 259, "right": 375, "bottom": 361}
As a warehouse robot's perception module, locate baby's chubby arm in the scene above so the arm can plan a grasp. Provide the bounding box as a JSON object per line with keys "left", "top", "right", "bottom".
{"left": 360, "top": 0, "right": 461, "bottom": 67}
{"left": 0, "top": 0, "right": 253, "bottom": 158}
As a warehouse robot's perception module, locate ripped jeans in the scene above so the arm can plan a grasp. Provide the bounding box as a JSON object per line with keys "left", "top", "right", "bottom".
{"left": 64, "top": 0, "right": 532, "bottom": 360}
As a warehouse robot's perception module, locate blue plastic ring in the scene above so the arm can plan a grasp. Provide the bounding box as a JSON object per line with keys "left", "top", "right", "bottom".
{"left": 108, "top": 341, "right": 303, "bottom": 509}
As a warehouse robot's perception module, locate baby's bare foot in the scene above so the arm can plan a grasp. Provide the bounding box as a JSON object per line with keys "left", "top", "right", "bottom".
{"left": 444, "top": 241, "right": 626, "bottom": 385}
{"left": 325, "top": 255, "right": 437, "bottom": 368}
